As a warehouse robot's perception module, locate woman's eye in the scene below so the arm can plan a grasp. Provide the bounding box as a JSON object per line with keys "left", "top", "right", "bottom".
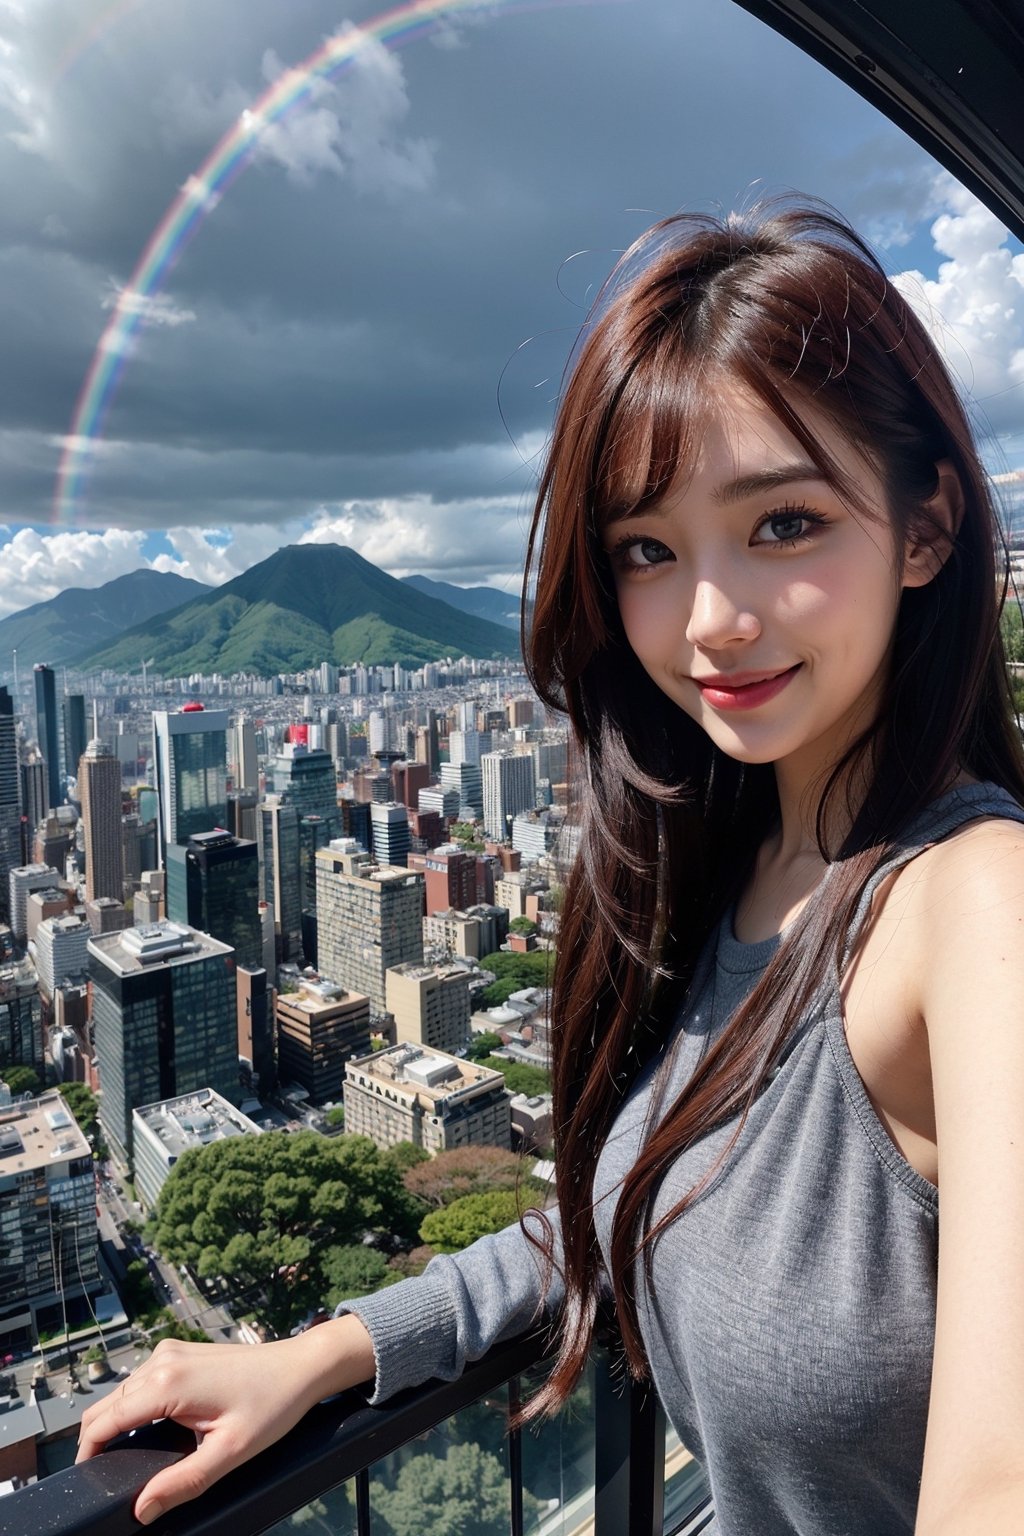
{"left": 610, "top": 536, "right": 673, "bottom": 570}
{"left": 752, "top": 505, "right": 826, "bottom": 546}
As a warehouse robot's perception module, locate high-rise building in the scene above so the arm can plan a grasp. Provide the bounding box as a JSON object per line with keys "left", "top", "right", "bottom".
{"left": 166, "top": 829, "right": 261, "bottom": 969}
{"left": 62, "top": 694, "right": 87, "bottom": 783}
{"left": 0, "top": 1090, "right": 101, "bottom": 1354}
{"left": 267, "top": 744, "right": 339, "bottom": 830}
{"left": 133, "top": 1088, "right": 264, "bottom": 1212}
{"left": 410, "top": 846, "right": 478, "bottom": 914}
{"left": 0, "top": 688, "right": 20, "bottom": 926}
{"left": 33, "top": 665, "right": 61, "bottom": 813}
{"left": 90, "top": 920, "right": 238, "bottom": 1165}
{"left": 19, "top": 758, "right": 45, "bottom": 845}
{"left": 230, "top": 717, "right": 259, "bottom": 791}
{"left": 259, "top": 798, "right": 301, "bottom": 963}
{"left": 0, "top": 958, "right": 43, "bottom": 1078}
{"left": 440, "top": 761, "right": 484, "bottom": 820}
{"left": 481, "top": 751, "right": 536, "bottom": 843}
{"left": 391, "top": 760, "right": 430, "bottom": 810}
{"left": 385, "top": 960, "right": 472, "bottom": 1055}
{"left": 508, "top": 698, "right": 535, "bottom": 729}
{"left": 422, "top": 908, "right": 483, "bottom": 960}
{"left": 8, "top": 863, "right": 60, "bottom": 945}
{"left": 276, "top": 977, "right": 371, "bottom": 1104}
{"left": 315, "top": 843, "right": 424, "bottom": 1013}
{"left": 343, "top": 1043, "right": 511, "bottom": 1153}
{"left": 418, "top": 785, "right": 460, "bottom": 821}
{"left": 34, "top": 913, "right": 91, "bottom": 1000}
{"left": 152, "top": 706, "right": 229, "bottom": 864}
{"left": 370, "top": 802, "right": 410, "bottom": 868}
{"left": 448, "top": 729, "right": 491, "bottom": 767}
{"left": 236, "top": 964, "right": 274, "bottom": 1095}
{"left": 227, "top": 789, "right": 259, "bottom": 843}
{"left": 79, "top": 739, "right": 124, "bottom": 902}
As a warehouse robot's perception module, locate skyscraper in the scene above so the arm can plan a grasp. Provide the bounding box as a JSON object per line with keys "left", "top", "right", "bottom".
{"left": 230, "top": 717, "right": 258, "bottom": 791}
{"left": 481, "top": 751, "right": 536, "bottom": 842}
{"left": 89, "top": 920, "right": 238, "bottom": 1164}
{"left": 62, "top": 694, "right": 87, "bottom": 783}
{"left": 79, "top": 739, "right": 124, "bottom": 902}
{"left": 33, "top": 664, "right": 61, "bottom": 813}
{"left": 152, "top": 706, "right": 229, "bottom": 864}
{"left": 267, "top": 743, "right": 340, "bottom": 830}
{"left": 0, "top": 688, "right": 20, "bottom": 925}
{"left": 315, "top": 843, "right": 424, "bottom": 1013}
{"left": 370, "top": 802, "right": 411, "bottom": 867}
{"left": 166, "top": 829, "right": 261, "bottom": 969}
{"left": 260, "top": 798, "right": 301, "bottom": 963}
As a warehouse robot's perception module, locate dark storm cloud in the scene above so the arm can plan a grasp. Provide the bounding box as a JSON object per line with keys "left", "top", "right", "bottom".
{"left": 0, "top": 0, "right": 977, "bottom": 552}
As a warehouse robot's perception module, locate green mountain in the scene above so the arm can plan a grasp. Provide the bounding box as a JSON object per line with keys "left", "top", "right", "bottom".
{"left": 401, "top": 574, "right": 521, "bottom": 629}
{"left": 0, "top": 569, "right": 211, "bottom": 668}
{"left": 82, "top": 544, "right": 521, "bottom": 676}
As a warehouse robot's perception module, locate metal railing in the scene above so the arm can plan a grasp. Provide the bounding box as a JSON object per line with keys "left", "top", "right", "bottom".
{"left": 0, "top": 1325, "right": 712, "bottom": 1536}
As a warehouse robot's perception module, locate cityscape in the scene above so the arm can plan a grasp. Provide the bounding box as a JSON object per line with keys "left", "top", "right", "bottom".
{"left": 0, "top": 548, "right": 586, "bottom": 1522}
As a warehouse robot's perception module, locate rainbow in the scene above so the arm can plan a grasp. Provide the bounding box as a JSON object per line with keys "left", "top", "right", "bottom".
{"left": 54, "top": 0, "right": 592, "bottom": 526}
{"left": 51, "top": 0, "right": 149, "bottom": 85}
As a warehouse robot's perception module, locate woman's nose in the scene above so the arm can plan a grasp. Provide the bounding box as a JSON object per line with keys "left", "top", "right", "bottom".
{"left": 684, "top": 576, "right": 761, "bottom": 650}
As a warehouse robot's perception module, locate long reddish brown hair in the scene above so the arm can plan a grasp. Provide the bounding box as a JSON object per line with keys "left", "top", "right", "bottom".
{"left": 520, "top": 202, "right": 1024, "bottom": 1414}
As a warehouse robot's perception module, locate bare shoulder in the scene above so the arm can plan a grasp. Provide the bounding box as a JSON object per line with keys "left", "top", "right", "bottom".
{"left": 891, "top": 812, "right": 1024, "bottom": 950}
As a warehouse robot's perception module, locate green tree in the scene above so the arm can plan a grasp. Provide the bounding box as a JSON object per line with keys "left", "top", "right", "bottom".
{"left": 419, "top": 1191, "right": 524, "bottom": 1253}
{"left": 322, "top": 1243, "right": 395, "bottom": 1307}
{"left": 1001, "top": 600, "right": 1024, "bottom": 663}
{"left": 3, "top": 1065, "right": 41, "bottom": 1096}
{"left": 476, "top": 950, "right": 554, "bottom": 1008}
{"left": 60, "top": 1083, "right": 101, "bottom": 1143}
{"left": 384, "top": 1140, "right": 430, "bottom": 1175}
{"left": 153, "top": 1131, "right": 424, "bottom": 1335}
{"left": 324, "top": 1106, "right": 345, "bottom": 1128}
{"left": 370, "top": 1441, "right": 539, "bottom": 1536}
{"left": 465, "top": 1031, "right": 502, "bottom": 1062}
{"left": 508, "top": 916, "right": 538, "bottom": 936}
{"left": 482, "top": 1057, "right": 551, "bottom": 1096}
{"left": 147, "top": 1309, "right": 212, "bottom": 1345}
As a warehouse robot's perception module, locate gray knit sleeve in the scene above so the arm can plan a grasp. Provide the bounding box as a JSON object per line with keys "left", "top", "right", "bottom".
{"left": 334, "top": 1205, "right": 563, "bottom": 1404}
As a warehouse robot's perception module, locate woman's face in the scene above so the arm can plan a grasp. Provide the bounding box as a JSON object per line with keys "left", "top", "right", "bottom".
{"left": 600, "top": 380, "right": 926, "bottom": 782}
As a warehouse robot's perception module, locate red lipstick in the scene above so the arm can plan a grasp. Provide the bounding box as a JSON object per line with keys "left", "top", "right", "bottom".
{"left": 693, "top": 664, "right": 801, "bottom": 711}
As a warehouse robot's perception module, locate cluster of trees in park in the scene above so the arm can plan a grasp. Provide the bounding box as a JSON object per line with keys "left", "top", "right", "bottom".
{"left": 151, "top": 1132, "right": 552, "bottom": 1336}
{"left": 477, "top": 947, "right": 554, "bottom": 1010}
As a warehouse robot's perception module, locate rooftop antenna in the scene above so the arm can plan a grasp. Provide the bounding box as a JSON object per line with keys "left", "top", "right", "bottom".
{"left": 92, "top": 700, "right": 99, "bottom": 738}
{"left": 11, "top": 649, "right": 17, "bottom": 696}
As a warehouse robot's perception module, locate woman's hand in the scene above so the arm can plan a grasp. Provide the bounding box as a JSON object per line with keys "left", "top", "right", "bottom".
{"left": 76, "top": 1314, "right": 376, "bottom": 1527}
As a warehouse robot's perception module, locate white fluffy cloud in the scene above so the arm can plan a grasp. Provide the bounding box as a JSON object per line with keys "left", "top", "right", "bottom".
{"left": 0, "top": 526, "right": 148, "bottom": 617}
{"left": 299, "top": 492, "right": 533, "bottom": 586}
{"left": 100, "top": 279, "right": 197, "bottom": 328}
{"left": 156, "top": 29, "right": 434, "bottom": 196}
{"left": 894, "top": 177, "right": 1024, "bottom": 435}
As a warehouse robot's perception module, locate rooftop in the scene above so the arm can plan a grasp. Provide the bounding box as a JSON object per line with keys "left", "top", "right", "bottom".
{"left": 348, "top": 1042, "right": 505, "bottom": 1103}
{"left": 0, "top": 1090, "right": 90, "bottom": 1175}
{"left": 133, "top": 1088, "right": 264, "bottom": 1158}
{"left": 88, "top": 920, "right": 232, "bottom": 976}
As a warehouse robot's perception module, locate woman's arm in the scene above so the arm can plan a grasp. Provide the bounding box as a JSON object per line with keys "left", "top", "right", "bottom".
{"left": 909, "top": 820, "right": 1024, "bottom": 1535}
{"left": 77, "top": 1205, "right": 562, "bottom": 1525}
{"left": 76, "top": 1313, "right": 376, "bottom": 1526}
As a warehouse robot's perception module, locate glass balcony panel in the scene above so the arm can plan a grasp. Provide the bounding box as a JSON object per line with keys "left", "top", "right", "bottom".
{"left": 262, "top": 1480, "right": 358, "bottom": 1536}
{"left": 520, "top": 1356, "right": 596, "bottom": 1536}
{"left": 663, "top": 1421, "right": 711, "bottom": 1535}
{"left": 365, "top": 1381, "right": 514, "bottom": 1536}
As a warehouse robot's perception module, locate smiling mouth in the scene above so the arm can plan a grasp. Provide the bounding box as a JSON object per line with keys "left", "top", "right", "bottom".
{"left": 692, "top": 664, "right": 802, "bottom": 710}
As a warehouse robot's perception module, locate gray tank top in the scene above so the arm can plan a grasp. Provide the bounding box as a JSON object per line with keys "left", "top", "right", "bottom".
{"left": 591, "top": 783, "right": 1024, "bottom": 1535}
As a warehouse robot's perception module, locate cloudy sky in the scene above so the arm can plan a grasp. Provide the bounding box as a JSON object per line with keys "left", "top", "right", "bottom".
{"left": 0, "top": 0, "right": 1022, "bottom": 620}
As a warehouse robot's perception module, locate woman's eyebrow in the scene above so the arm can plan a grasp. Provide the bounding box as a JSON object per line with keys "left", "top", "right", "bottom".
{"left": 712, "top": 463, "right": 825, "bottom": 504}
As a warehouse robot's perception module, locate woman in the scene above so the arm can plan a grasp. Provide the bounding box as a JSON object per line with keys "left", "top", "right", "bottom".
{"left": 78, "top": 204, "right": 1024, "bottom": 1534}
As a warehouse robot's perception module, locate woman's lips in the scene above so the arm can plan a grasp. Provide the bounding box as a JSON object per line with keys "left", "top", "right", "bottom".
{"left": 693, "top": 664, "right": 802, "bottom": 711}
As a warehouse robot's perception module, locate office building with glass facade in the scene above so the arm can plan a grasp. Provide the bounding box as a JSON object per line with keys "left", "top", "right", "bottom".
{"left": 152, "top": 706, "right": 229, "bottom": 864}
{"left": 166, "top": 829, "right": 261, "bottom": 969}
{"left": 89, "top": 920, "right": 238, "bottom": 1166}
